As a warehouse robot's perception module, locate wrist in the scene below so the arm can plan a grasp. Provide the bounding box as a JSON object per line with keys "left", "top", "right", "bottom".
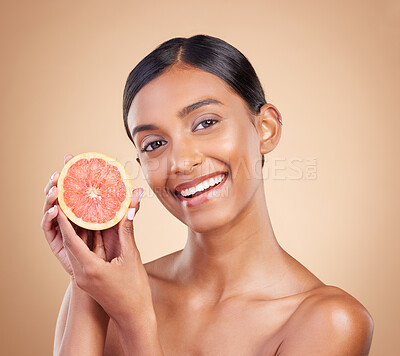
{"left": 70, "top": 280, "right": 110, "bottom": 324}
{"left": 114, "top": 304, "right": 157, "bottom": 330}
{"left": 114, "top": 310, "right": 163, "bottom": 355}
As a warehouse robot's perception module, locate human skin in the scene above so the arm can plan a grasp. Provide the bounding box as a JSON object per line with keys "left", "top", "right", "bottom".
{"left": 42, "top": 168, "right": 112, "bottom": 355}
{"left": 42, "top": 64, "right": 374, "bottom": 355}
{"left": 42, "top": 162, "right": 160, "bottom": 356}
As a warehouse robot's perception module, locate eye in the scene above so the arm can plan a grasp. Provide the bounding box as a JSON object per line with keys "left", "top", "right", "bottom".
{"left": 140, "top": 119, "right": 219, "bottom": 153}
{"left": 194, "top": 118, "right": 219, "bottom": 131}
{"left": 141, "top": 140, "right": 167, "bottom": 152}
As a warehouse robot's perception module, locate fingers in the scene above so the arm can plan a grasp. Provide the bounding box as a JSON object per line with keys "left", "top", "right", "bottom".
{"left": 40, "top": 205, "right": 59, "bottom": 244}
{"left": 56, "top": 207, "right": 99, "bottom": 268}
{"left": 44, "top": 171, "right": 59, "bottom": 196}
{"left": 64, "top": 154, "right": 73, "bottom": 165}
{"left": 43, "top": 185, "right": 58, "bottom": 214}
{"left": 118, "top": 207, "right": 137, "bottom": 254}
{"left": 93, "top": 230, "right": 106, "bottom": 260}
{"left": 118, "top": 188, "right": 144, "bottom": 256}
{"left": 75, "top": 226, "right": 89, "bottom": 245}
{"left": 131, "top": 187, "right": 145, "bottom": 213}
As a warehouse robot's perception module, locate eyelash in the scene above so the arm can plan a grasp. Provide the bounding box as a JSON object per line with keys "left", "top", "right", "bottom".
{"left": 140, "top": 118, "right": 219, "bottom": 153}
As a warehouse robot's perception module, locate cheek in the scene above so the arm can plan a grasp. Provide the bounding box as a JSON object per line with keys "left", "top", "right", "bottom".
{"left": 141, "top": 158, "right": 168, "bottom": 195}
{"left": 216, "top": 122, "right": 260, "bottom": 182}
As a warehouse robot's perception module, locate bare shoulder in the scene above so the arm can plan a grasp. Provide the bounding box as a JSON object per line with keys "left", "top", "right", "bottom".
{"left": 280, "top": 285, "right": 374, "bottom": 355}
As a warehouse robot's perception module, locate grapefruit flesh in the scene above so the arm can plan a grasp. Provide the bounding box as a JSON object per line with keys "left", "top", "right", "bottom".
{"left": 57, "top": 152, "right": 133, "bottom": 230}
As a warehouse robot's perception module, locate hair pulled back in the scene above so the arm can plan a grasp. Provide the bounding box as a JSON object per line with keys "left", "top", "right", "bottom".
{"left": 123, "top": 34, "right": 267, "bottom": 167}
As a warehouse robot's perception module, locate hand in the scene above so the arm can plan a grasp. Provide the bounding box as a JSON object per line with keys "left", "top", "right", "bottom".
{"left": 55, "top": 187, "right": 151, "bottom": 325}
{"left": 41, "top": 154, "right": 93, "bottom": 277}
{"left": 41, "top": 154, "right": 136, "bottom": 277}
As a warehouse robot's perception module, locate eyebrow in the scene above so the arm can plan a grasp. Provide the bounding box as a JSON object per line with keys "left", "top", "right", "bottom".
{"left": 131, "top": 98, "right": 222, "bottom": 140}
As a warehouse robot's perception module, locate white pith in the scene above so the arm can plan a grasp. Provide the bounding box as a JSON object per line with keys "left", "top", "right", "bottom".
{"left": 87, "top": 187, "right": 101, "bottom": 199}
{"left": 179, "top": 173, "right": 226, "bottom": 197}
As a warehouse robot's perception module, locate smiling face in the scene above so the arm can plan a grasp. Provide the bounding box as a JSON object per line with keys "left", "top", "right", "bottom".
{"left": 127, "top": 64, "right": 267, "bottom": 233}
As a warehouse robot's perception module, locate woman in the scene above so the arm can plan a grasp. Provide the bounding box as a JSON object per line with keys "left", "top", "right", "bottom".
{"left": 41, "top": 35, "right": 374, "bottom": 355}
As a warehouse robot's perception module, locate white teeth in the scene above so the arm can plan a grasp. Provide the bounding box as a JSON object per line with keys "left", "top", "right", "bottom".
{"left": 189, "top": 187, "right": 196, "bottom": 195}
{"left": 215, "top": 175, "right": 224, "bottom": 184}
{"left": 179, "top": 173, "right": 226, "bottom": 197}
{"left": 196, "top": 183, "right": 204, "bottom": 192}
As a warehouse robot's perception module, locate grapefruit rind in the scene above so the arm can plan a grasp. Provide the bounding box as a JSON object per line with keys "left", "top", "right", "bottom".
{"left": 57, "top": 152, "right": 133, "bottom": 230}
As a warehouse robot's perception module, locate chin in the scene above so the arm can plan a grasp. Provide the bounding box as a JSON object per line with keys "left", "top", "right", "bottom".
{"left": 183, "top": 192, "right": 242, "bottom": 234}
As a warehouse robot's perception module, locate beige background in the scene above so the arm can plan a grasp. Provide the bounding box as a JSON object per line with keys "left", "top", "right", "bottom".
{"left": 1, "top": 0, "right": 399, "bottom": 354}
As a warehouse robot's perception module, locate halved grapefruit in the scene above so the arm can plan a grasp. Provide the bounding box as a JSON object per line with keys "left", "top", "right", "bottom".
{"left": 57, "top": 152, "right": 133, "bottom": 230}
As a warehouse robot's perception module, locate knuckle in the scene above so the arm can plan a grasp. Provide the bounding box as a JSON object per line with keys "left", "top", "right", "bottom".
{"left": 84, "top": 262, "right": 99, "bottom": 278}
{"left": 123, "top": 223, "right": 133, "bottom": 236}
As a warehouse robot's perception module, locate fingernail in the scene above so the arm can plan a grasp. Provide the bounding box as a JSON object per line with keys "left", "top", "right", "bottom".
{"left": 48, "top": 206, "right": 55, "bottom": 214}
{"left": 48, "top": 186, "right": 55, "bottom": 195}
{"left": 51, "top": 172, "right": 57, "bottom": 180}
{"left": 128, "top": 208, "right": 136, "bottom": 220}
{"left": 138, "top": 189, "right": 145, "bottom": 202}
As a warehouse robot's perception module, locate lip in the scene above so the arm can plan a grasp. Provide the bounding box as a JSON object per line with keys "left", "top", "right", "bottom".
{"left": 175, "top": 172, "right": 229, "bottom": 208}
{"left": 174, "top": 171, "right": 228, "bottom": 193}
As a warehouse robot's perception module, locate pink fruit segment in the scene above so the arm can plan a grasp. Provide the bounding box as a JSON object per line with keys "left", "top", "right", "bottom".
{"left": 63, "top": 158, "right": 127, "bottom": 224}
{"left": 57, "top": 152, "right": 133, "bottom": 230}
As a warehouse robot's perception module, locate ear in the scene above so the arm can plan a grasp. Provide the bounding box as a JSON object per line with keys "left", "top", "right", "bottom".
{"left": 136, "top": 153, "right": 141, "bottom": 166}
{"left": 255, "top": 104, "right": 282, "bottom": 155}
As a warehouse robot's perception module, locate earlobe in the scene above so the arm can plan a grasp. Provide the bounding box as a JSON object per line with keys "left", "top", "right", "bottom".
{"left": 257, "top": 104, "right": 282, "bottom": 155}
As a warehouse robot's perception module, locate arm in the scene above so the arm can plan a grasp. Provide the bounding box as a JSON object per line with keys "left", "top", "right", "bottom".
{"left": 56, "top": 188, "right": 164, "bottom": 355}
{"left": 42, "top": 156, "right": 113, "bottom": 355}
{"left": 114, "top": 308, "right": 164, "bottom": 355}
{"left": 53, "top": 282, "right": 71, "bottom": 354}
{"left": 279, "top": 294, "right": 374, "bottom": 355}
{"left": 55, "top": 280, "right": 110, "bottom": 356}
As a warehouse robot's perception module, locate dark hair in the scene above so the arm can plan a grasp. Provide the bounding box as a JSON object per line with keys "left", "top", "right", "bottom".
{"left": 123, "top": 34, "right": 267, "bottom": 168}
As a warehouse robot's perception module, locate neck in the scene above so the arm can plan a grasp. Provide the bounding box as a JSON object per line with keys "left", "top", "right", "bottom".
{"left": 176, "top": 183, "right": 286, "bottom": 301}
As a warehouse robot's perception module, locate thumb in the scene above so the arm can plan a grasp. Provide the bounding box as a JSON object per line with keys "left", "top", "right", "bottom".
{"left": 118, "top": 187, "right": 145, "bottom": 255}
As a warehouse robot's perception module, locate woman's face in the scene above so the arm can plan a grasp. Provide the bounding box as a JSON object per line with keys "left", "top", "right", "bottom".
{"left": 127, "top": 64, "right": 265, "bottom": 233}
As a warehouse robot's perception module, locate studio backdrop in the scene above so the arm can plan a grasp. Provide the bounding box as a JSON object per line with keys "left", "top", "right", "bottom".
{"left": 1, "top": 0, "right": 399, "bottom": 355}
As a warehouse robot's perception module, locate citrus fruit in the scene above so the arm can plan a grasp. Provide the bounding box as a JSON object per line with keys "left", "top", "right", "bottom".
{"left": 57, "top": 152, "right": 133, "bottom": 230}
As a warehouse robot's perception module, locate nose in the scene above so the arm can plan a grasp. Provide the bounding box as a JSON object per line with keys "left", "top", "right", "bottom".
{"left": 169, "top": 137, "right": 203, "bottom": 176}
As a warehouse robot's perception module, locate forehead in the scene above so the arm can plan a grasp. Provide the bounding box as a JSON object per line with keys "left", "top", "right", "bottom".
{"left": 127, "top": 65, "right": 246, "bottom": 128}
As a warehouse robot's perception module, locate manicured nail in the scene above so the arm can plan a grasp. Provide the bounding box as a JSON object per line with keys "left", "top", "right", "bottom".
{"left": 138, "top": 189, "right": 145, "bottom": 202}
{"left": 51, "top": 172, "right": 57, "bottom": 180}
{"left": 48, "top": 206, "right": 55, "bottom": 214}
{"left": 128, "top": 208, "right": 136, "bottom": 220}
{"left": 48, "top": 186, "right": 55, "bottom": 195}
